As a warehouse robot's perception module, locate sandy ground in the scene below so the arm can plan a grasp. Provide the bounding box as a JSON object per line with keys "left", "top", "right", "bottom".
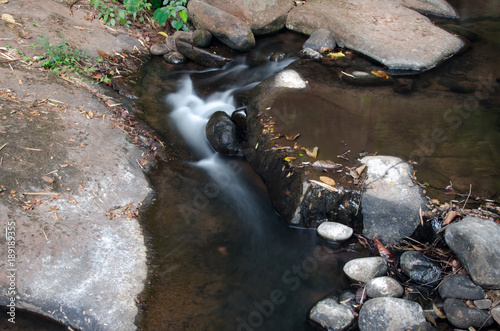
{"left": 0, "top": 0, "right": 156, "bottom": 329}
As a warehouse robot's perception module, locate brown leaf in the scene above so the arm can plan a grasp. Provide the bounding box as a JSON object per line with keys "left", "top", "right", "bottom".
{"left": 1, "top": 13, "right": 16, "bottom": 24}
{"left": 373, "top": 237, "right": 397, "bottom": 261}
{"left": 443, "top": 210, "right": 461, "bottom": 226}
{"left": 305, "top": 146, "right": 318, "bottom": 158}
{"left": 319, "top": 176, "right": 336, "bottom": 186}
{"left": 97, "top": 50, "right": 110, "bottom": 59}
{"left": 433, "top": 303, "right": 446, "bottom": 319}
{"left": 285, "top": 133, "right": 300, "bottom": 141}
{"left": 424, "top": 311, "right": 437, "bottom": 327}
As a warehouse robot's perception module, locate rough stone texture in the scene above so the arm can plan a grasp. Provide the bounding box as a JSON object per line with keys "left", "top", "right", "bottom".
{"left": 445, "top": 217, "right": 500, "bottom": 289}
{"left": 473, "top": 299, "right": 492, "bottom": 310}
{"left": 192, "top": 29, "right": 213, "bottom": 48}
{"left": 366, "top": 277, "right": 404, "bottom": 298}
{"left": 317, "top": 222, "right": 353, "bottom": 242}
{"left": 360, "top": 156, "right": 427, "bottom": 245}
{"left": 359, "top": 297, "right": 426, "bottom": 331}
{"left": 176, "top": 40, "right": 233, "bottom": 67}
{"left": 187, "top": 0, "right": 255, "bottom": 51}
{"left": 303, "top": 28, "right": 336, "bottom": 52}
{"left": 443, "top": 298, "right": 494, "bottom": 329}
{"left": 397, "top": 0, "right": 459, "bottom": 19}
{"left": 438, "top": 274, "right": 485, "bottom": 300}
{"left": 0, "top": 65, "right": 149, "bottom": 329}
{"left": 343, "top": 257, "right": 387, "bottom": 283}
{"left": 400, "top": 251, "right": 441, "bottom": 284}
{"left": 206, "top": 111, "right": 243, "bottom": 155}
{"left": 491, "top": 305, "right": 500, "bottom": 325}
{"left": 204, "top": 0, "right": 295, "bottom": 35}
{"left": 150, "top": 43, "right": 171, "bottom": 56}
{"left": 286, "top": 0, "right": 464, "bottom": 71}
{"left": 163, "top": 51, "right": 187, "bottom": 65}
{"left": 309, "top": 297, "right": 355, "bottom": 331}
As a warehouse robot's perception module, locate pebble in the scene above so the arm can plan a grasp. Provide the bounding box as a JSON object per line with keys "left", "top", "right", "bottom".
{"left": 443, "top": 298, "right": 493, "bottom": 329}
{"left": 317, "top": 222, "right": 353, "bottom": 242}
{"left": 358, "top": 297, "right": 425, "bottom": 331}
{"left": 438, "top": 274, "right": 485, "bottom": 300}
{"left": 366, "top": 276, "right": 403, "bottom": 298}
{"left": 309, "top": 297, "right": 355, "bottom": 331}
{"left": 400, "top": 251, "right": 441, "bottom": 284}
{"left": 343, "top": 257, "right": 387, "bottom": 283}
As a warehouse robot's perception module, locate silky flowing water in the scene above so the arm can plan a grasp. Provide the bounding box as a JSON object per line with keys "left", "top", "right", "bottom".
{"left": 134, "top": 1, "right": 499, "bottom": 329}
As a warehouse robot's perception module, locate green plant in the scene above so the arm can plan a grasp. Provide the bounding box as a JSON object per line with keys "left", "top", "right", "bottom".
{"left": 153, "top": 0, "right": 189, "bottom": 31}
{"left": 90, "top": 0, "right": 152, "bottom": 27}
{"left": 34, "top": 35, "right": 91, "bottom": 74}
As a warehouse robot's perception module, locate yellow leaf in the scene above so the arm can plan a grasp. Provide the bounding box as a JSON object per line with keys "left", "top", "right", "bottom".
{"left": 327, "top": 52, "right": 345, "bottom": 59}
{"left": 320, "top": 176, "right": 336, "bottom": 186}
{"left": 309, "top": 179, "right": 338, "bottom": 193}
{"left": 371, "top": 70, "right": 389, "bottom": 79}
{"left": 284, "top": 156, "right": 296, "bottom": 162}
{"left": 355, "top": 164, "right": 366, "bottom": 175}
{"left": 285, "top": 133, "right": 300, "bottom": 141}
{"left": 158, "top": 32, "right": 169, "bottom": 38}
{"left": 306, "top": 146, "right": 318, "bottom": 158}
{"left": 1, "top": 13, "right": 16, "bottom": 24}
{"left": 0, "top": 0, "right": 9, "bottom": 4}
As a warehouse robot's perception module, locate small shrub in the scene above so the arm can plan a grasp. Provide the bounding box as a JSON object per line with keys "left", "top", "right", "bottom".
{"left": 153, "top": 0, "right": 189, "bottom": 31}
{"left": 34, "top": 35, "right": 91, "bottom": 74}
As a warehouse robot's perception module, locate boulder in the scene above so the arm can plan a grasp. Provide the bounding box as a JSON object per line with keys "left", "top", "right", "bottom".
{"left": 366, "top": 277, "right": 404, "bottom": 298}
{"left": 360, "top": 156, "right": 427, "bottom": 245}
{"left": 192, "top": 29, "right": 213, "bottom": 48}
{"left": 396, "top": 0, "right": 459, "bottom": 19}
{"left": 303, "top": 28, "right": 336, "bottom": 52}
{"left": 175, "top": 41, "right": 232, "bottom": 67}
{"left": 400, "top": 251, "right": 441, "bottom": 284}
{"left": 286, "top": 0, "right": 464, "bottom": 71}
{"left": 309, "top": 297, "right": 355, "bottom": 331}
{"left": 358, "top": 297, "right": 426, "bottom": 331}
{"left": 343, "top": 257, "right": 387, "bottom": 283}
{"left": 317, "top": 222, "right": 353, "bottom": 242}
{"left": 443, "top": 298, "right": 494, "bottom": 329}
{"left": 445, "top": 217, "right": 500, "bottom": 289}
{"left": 163, "top": 52, "right": 186, "bottom": 65}
{"left": 438, "top": 274, "right": 485, "bottom": 300}
{"left": 187, "top": 0, "right": 255, "bottom": 52}
{"left": 150, "top": 43, "right": 171, "bottom": 56}
{"left": 206, "top": 111, "right": 243, "bottom": 155}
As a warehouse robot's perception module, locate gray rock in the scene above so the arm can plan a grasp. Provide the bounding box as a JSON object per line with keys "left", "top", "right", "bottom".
{"left": 206, "top": 111, "right": 243, "bottom": 155}
{"left": 303, "top": 28, "right": 336, "bottom": 52}
{"left": 396, "top": 0, "right": 459, "bottom": 19}
{"left": 359, "top": 297, "right": 426, "bottom": 331}
{"left": 366, "top": 276, "right": 404, "bottom": 298}
{"left": 163, "top": 52, "right": 186, "bottom": 65}
{"left": 192, "top": 29, "right": 212, "bottom": 47}
{"left": 309, "top": 297, "right": 355, "bottom": 331}
{"left": 360, "top": 156, "right": 426, "bottom": 245}
{"left": 175, "top": 40, "right": 232, "bottom": 67}
{"left": 445, "top": 217, "right": 500, "bottom": 289}
{"left": 173, "top": 30, "right": 194, "bottom": 43}
{"left": 473, "top": 299, "right": 492, "bottom": 310}
{"left": 413, "top": 321, "right": 437, "bottom": 331}
{"left": 150, "top": 43, "right": 171, "bottom": 56}
{"left": 438, "top": 274, "right": 485, "bottom": 300}
{"left": 231, "top": 109, "right": 247, "bottom": 132}
{"left": 188, "top": 0, "right": 255, "bottom": 51}
{"left": 491, "top": 305, "right": 500, "bottom": 325}
{"left": 301, "top": 48, "right": 322, "bottom": 61}
{"left": 317, "top": 222, "right": 353, "bottom": 242}
{"left": 393, "top": 78, "right": 414, "bottom": 93}
{"left": 286, "top": 0, "right": 464, "bottom": 71}
{"left": 343, "top": 257, "right": 387, "bottom": 283}
{"left": 166, "top": 36, "right": 178, "bottom": 52}
{"left": 400, "top": 251, "right": 441, "bottom": 284}
{"left": 443, "top": 298, "right": 494, "bottom": 329}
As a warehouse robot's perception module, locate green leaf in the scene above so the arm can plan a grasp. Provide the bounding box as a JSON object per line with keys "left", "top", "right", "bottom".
{"left": 173, "top": 19, "right": 183, "bottom": 30}
{"left": 179, "top": 9, "right": 188, "bottom": 23}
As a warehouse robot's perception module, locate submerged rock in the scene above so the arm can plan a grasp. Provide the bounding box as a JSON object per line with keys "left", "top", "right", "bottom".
{"left": 317, "top": 222, "right": 353, "bottom": 242}
{"left": 286, "top": 0, "right": 464, "bottom": 71}
{"left": 309, "top": 297, "right": 355, "bottom": 331}
{"left": 366, "top": 276, "right": 404, "bottom": 298}
{"left": 343, "top": 257, "right": 387, "bottom": 283}
{"left": 445, "top": 217, "right": 500, "bottom": 289}
{"left": 163, "top": 52, "right": 186, "bottom": 65}
{"left": 303, "top": 28, "right": 336, "bottom": 52}
{"left": 206, "top": 111, "right": 243, "bottom": 155}
{"left": 175, "top": 40, "right": 232, "bottom": 67}
{"left": 438, "top": 274, "right": 485, "bottom": 300}
{"left": 443, "top": 298, "right": 494, "bottom": 329}
{"left": 400, "top": 251, "right": 441, "bottom": 284}
{"left": 360, "top": 156, "right": 426, "bottom": 245}
{"left": 358, "top": 297, "right": 426, "bottom": 331}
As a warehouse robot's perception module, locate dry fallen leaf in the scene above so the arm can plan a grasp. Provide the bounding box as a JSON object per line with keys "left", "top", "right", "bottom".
{"left": 371, "top": 70, "right": 389, "bottom": 79}
{"left": 443, "top": 210, "right": 461, "bottom": 226}
{"left": 355, "top": 164, "right": 366, "bottom": 175}
{"left": 158, "top": 31, "right": 169, "bottom": 38}
{"left": 285, "top": 133, "right": 300, "bottom": 141}
{"left": 309, "top": 179, "right": 338, "bottom": 192}
{"left": 319, "top": 176, "right": 336, "bottom": 186}
{"left": 1, "top": 13, "right": 16, "bottom": 24}
{"left": 0, "top": 0, "right": 9, "bottom": 4}
{"left": 305, "top": 146, "right": 318, "bottom": 158}
{"left": 312, "top": 160, "right": 343, "bottom": 170}
{"left": 327, "top": 51, "right": 346, "bottom": 59}
{"left": 432, "top": 303, "right": 446, "bottom": 319}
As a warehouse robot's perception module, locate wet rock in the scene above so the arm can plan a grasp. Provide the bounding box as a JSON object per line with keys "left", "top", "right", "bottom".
{"left": 400, "top": 251, "right": 441, "bottom": 284}
{"left": 301, "top": 48, "right": 322, "bottom": 61}
{"left": 393, "top": 78, "right": 414, "bottom": 93}
{"left": 413, "top": 321, "right": 437, "bottom": 331}
{"left": 175, "top": 40, "right": 232, "bottom": 67}
{"left": 150, "top": 43, "right": 171, "bottom": 56}
{"left": 317, "top": 222, "right": 353, "bottom": 242}
{"left": 270, "top": 51, "right": 286, "bottom": 62}
{"left": 341, "top": 70, "right": 393, "bottom": 86}
{"left": 187, "top": 0, "right": 255, "bottom": 51}
{"left": 173, "top": 30, "right": 194, "bottom": 43}
{"left": 366, "top": 276, "right": 404, "bottom": 298}
{"left": 206, "top": 111, "right": 243, "bottom": 155}
{"left": 450, "top": 80, "right": 477, "bottom": 93}
{"left": 358, "top": 297, "right": 426, "bottom": 331}
{"left": 445, "top": 217, "right": 500, "bottom": 289}
{"left": 309, "top": 297, "right": 355, "bottom": 331}
{"left": 231, "top": 109, "right": 247, "bottom": 132}
{"left": 286, "top": 0, "right": 464, "bottom": 71}
{"left": 192, "top": 29, "right": 212, "bottom": 47}
{"left": 397, "top": 0, "right": 459, "bottom": 19}
{"left": 343, "top": 257, "right": 387, "bottom": 283}
{"left": 303, "top": 28, "right": 336, "bottom": 52}
{"left": 438, "top": 274, "right": 485, "bottom": 300}
{"left": 163, "top": 52, "right": 186, "bottom": 65}
{"left": 473, "top": 299, "right": 492, "bottom": 310}
{"left": 360, "top": 156, "right": 426, "bottom": 245}
{"left": 440, "top": 24, "right": 480, "bottom": 42}
{"left": 491, "top": 305, "right": 500, "bottom": 325}
{"left": 166, "top": 36, "right": 178, "bottom": 52}
{"left": 443, "top": 298, "right": 494, "bottom": 329}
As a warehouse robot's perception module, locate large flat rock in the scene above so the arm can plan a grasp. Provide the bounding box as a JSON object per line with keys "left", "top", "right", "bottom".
{"left": 286, "top": 0, "right": 464, "bottom": 71}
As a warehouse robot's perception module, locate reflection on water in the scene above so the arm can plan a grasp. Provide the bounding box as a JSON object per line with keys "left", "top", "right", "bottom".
{"left": 135, "top": 1, "right": 499, "bottom": 330}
